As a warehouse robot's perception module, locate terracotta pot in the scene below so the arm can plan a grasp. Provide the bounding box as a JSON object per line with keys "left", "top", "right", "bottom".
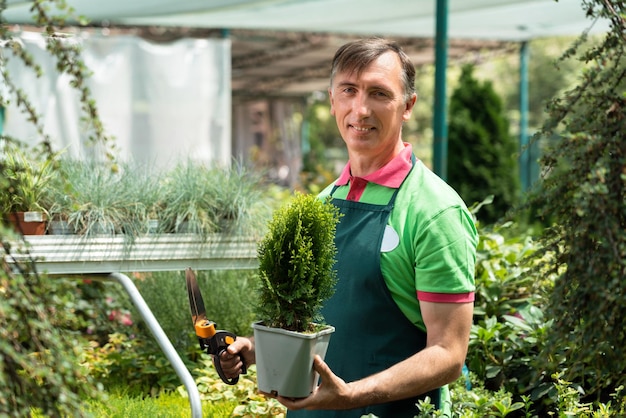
{"left": 6, "top": 211, "right": 47, "bottom": 235}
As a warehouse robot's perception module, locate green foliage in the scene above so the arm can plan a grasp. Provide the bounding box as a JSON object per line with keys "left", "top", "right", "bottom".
{"left": 0, "top": 141, "right": 59, "bottom": 214}
{"left": 472, "top": 220, "right": 550, "bottom": 320}
{"left": 0, "top": 0, "right": 116, "bottom": 410}
{"left": 50, "top": 159, "right": 158, "bottom": 236}
{"left": 448, "top": 64, "right": 520, "bottom": 224}
{"left": 160, "top": 159, "right": 270, "bottom": 237}
{"left": 44, "top": 157, "right": 271, "bottom": 238}
{"left": 548, "top": 375, "right": 626, "bottom": 418}
{"left": 77, "top": 269, "right": 258, "bottom": 395}
{"left": 466, "top": 217, "right": 626, "bottom": 416}
{"left": 82, "top": 385, "right": 240, "bottom": 418}
{"left": 467, "top": 222, "right": 558, "bottom": 411}
{"left": 527, "top": 1, "right": 626, "bottom": 401}
{"left": 81, "top": 332, "right": 184, "bottom": 394}
{"left": 256, "top": 192, "right": 341, "bottom": 332}
{"left": 444, "top": 375, "right": 528, "bottom": 418}
{"left": 71, "top": 280, "right": 137, "bottom": 345}
{"left": 0, "top": 231, "right": 102, "bottom": 417}
{"left": 411, "top": 373, "right": 625, "bottom": 418}
{"left": 84, "top": 345, "right": 287, "bottom": 418}
{"left": 183, "top": 358, "right": 286, "bottom": 417}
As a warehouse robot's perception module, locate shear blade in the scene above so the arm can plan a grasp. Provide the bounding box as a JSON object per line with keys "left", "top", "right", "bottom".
{"left": 186, "top": 268, "right": 208, "bottom": 325}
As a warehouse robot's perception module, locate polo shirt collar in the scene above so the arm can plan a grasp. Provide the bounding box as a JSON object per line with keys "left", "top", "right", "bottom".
{"left": 336, "top": 142, "right": 414, "bottom": 188}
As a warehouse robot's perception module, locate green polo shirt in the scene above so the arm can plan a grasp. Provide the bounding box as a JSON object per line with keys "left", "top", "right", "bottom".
{"left": 320, "top": 143, "right": 477, "bottom": 333}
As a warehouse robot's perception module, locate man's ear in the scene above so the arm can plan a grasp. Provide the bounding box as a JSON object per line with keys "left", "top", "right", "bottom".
{"left": 328, "top": 88, "right": 336, "bottom": 116}
{"left": 403, "top": 93, "right": 417, "bottom": 122}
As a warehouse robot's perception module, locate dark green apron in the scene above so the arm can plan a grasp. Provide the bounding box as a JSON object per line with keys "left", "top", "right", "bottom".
{"left": 289, "top": 157, "right": 440, "bottom": 418}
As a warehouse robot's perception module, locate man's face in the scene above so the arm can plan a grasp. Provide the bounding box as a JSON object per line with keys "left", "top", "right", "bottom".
{"left": 329, "top": 52, "right": 416, "bottom": 160}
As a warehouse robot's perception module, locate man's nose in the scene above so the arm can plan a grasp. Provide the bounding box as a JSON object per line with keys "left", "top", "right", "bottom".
{"left": 353, "top": 93, "right": 371, "bottom": 117}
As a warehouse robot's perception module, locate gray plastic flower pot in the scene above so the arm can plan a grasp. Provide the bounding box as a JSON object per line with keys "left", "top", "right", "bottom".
{"left": 252, "top": 321, "right": 335, "bottom": 398}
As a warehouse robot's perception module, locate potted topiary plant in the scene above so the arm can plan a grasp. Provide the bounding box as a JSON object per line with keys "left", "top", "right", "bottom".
{"left": 0, "top": 144, "right": 58, "bottom": 235}
{"left": 253, "top": 191, "right": 341, "bottom": 398}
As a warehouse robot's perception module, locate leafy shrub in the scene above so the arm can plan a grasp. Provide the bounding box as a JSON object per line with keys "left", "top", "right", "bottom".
{"left": 1, "top": 230, "right": 102, "bottom": 417}
{"left": 472, "top": 221, "right": 549, "bottom": 320}
{"left": 81, "top": 332, "right": 185, "bottom": 395}
{"left": 71, "top": 280, "right": 138, "bottom": 345}
{"left": 412, "top": 372, "right": 625, "bottom": 418}
{"left": 526, "top": 1, "right": 626, "bottom": 403}
{"left": 467, "top": 222, "right": 558, "bottom": 408}
{"left": 467, "top": 216, "right": 626, "bottom": 415}
{"left": 181, "top": 357, "right": 286, "bottom": 417}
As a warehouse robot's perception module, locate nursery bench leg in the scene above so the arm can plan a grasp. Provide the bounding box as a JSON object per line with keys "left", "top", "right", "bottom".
{"left": 95, "top": 273, "right": 203, "bottom": 418}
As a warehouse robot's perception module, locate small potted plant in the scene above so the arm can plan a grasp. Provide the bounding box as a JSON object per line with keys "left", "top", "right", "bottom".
{"left": 159, "top": 161, "right": 220, "bottom": 235}
{"left": 52, "top": 159, "right": 151, "bottom": 238}
{"left": 160, "top": 160, "right": 269, "bottom": 237}
{"left": 253, "top": 192, "right": 341, "bottom": 398}
{"left": 0, "top": 144, "right": 57, "bottom": 235}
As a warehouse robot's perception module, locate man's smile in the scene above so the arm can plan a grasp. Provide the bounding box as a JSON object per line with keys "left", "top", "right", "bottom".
{"left": 350, "top": 125, "right": 375, "bottom": 133}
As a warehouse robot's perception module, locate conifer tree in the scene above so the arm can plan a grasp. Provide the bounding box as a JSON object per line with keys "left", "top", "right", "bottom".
{"left": 447, "top": 64, "right": 520, "bottom": 224}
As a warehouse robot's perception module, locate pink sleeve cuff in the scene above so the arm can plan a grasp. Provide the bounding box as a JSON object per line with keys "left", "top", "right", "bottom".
{"left": 417, "top": 291, "right": 475, "bottom": 303}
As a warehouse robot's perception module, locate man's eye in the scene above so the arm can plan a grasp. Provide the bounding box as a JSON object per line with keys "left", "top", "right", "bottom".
{"left": 343, "top": 87, "right": 356, "bottom": 94}
{"left": 373, "top": 91, "right": 389, "bottom": 98}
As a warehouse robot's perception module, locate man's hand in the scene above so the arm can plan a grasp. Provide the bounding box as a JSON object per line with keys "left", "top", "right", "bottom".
{"left": 271, "top": 355, "right": 355, "bottom": 411}
{"left": 217, "top": 336, "right": 255, "bottom": 380}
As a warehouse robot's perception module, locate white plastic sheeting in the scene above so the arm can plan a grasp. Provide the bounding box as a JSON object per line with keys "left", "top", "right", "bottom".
{"left": 3, "top": 31, "right": 231, "bottom": 169}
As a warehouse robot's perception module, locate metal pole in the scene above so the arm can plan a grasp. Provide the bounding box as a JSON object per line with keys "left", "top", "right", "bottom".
{"left": 433, "top": 0, "right": 449, "bottom": 180}
{"left": 519, "top": 41, "right": 530, "bottom": 192}
{"left": 105, "top": 273, "right": 203, "bottom": 418}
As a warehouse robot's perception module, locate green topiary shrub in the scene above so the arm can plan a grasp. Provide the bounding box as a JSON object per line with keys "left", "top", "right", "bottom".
{"left": 256, "top": 192, "right": 341, "bottom": 332}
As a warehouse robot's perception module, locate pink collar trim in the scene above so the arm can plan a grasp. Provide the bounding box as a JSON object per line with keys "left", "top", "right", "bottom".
{"left": 336, "top": 143, "right": 413, "bottom": 188}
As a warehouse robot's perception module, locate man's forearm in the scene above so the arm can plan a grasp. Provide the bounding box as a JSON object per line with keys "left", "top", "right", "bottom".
{"left": 344, "top": 344, "right": 464, "bottom": 408}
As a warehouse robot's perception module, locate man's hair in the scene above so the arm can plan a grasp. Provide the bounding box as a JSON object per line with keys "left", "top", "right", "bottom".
{"left": 330, "top": 38, "right": 416, "bottom": 102}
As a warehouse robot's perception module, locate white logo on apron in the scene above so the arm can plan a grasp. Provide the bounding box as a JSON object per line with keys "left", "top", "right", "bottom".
{"left": 380, "top": 225, "right": 400, "bottom": 252}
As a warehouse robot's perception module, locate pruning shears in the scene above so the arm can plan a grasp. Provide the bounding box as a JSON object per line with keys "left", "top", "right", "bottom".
{"left": 185, "top": 267, "right": 246, "bottom": 385}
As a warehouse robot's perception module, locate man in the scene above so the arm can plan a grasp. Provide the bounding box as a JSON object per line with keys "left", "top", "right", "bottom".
{"left": 220, "top": 38, "right": 478, "bottom": 417}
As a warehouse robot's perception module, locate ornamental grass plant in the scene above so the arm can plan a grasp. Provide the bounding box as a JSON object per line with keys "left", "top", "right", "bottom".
{"left": 50, "top": 159, "right": 151, "bottom": 237}
{"left": 159, "top": 159, "right": 269, "bottom": 237}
